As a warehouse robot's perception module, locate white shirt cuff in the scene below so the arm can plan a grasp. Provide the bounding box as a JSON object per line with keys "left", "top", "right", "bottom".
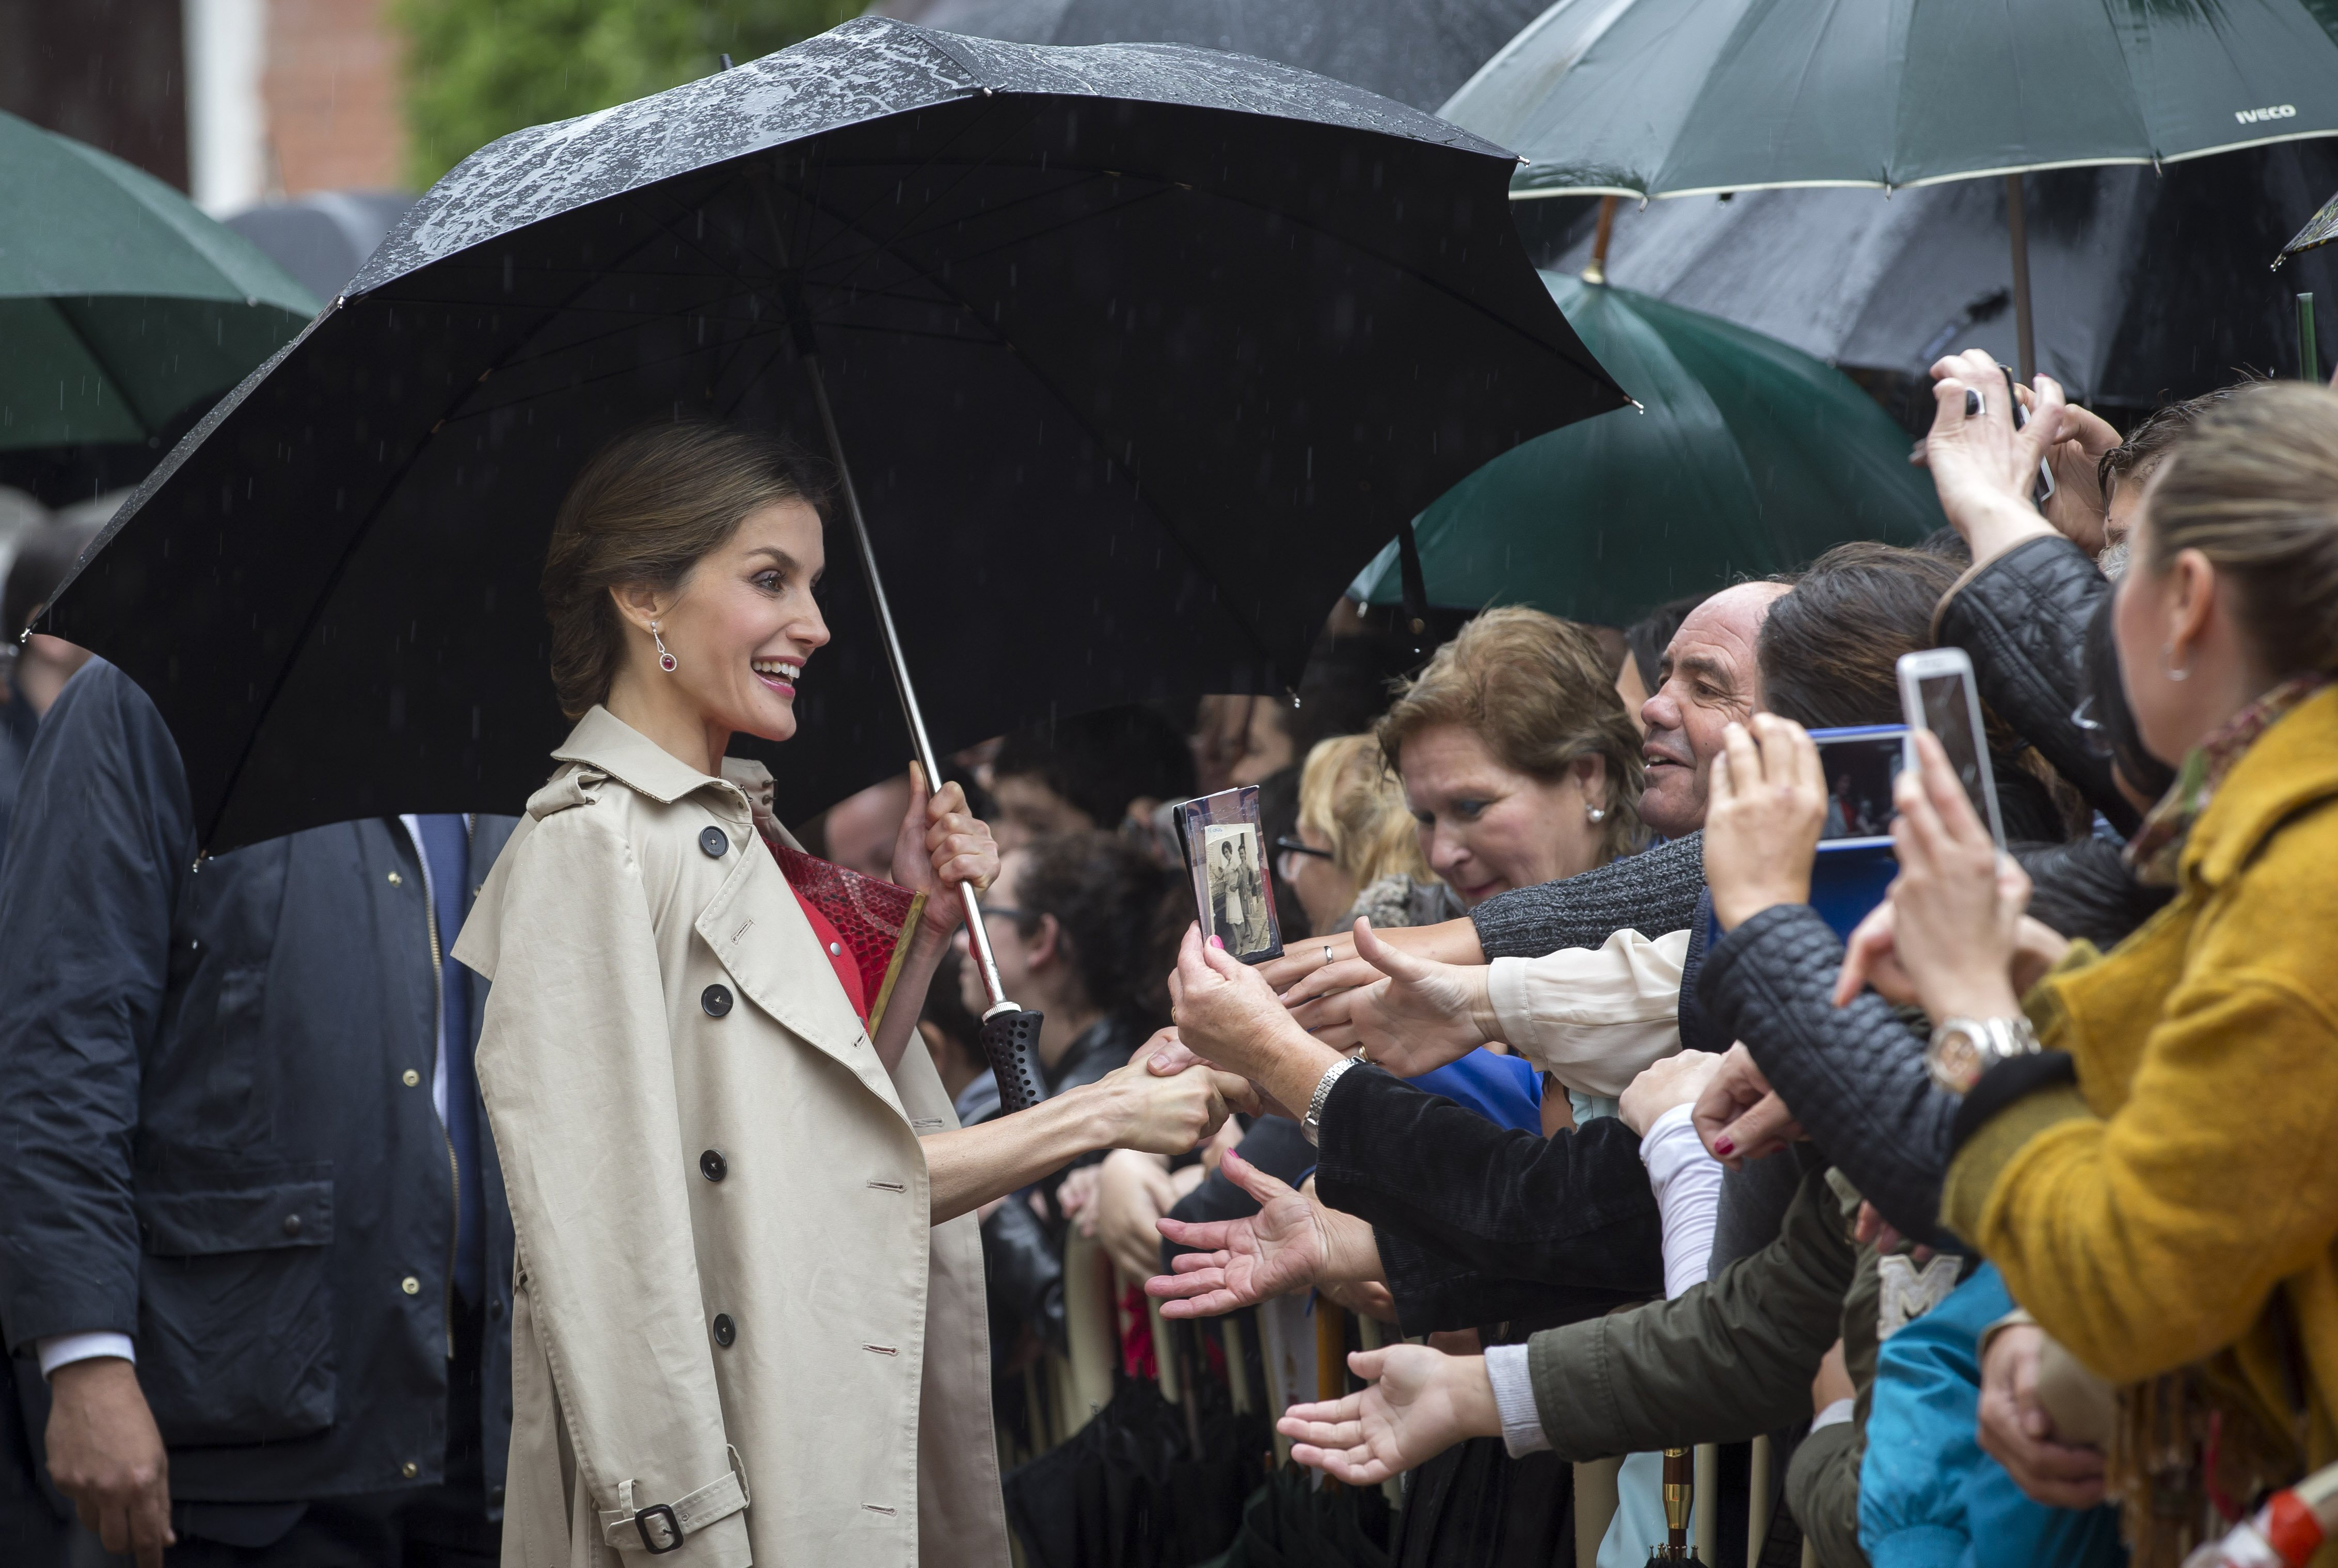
{"left": 1810, "top": 1396, "right": 1855, "bottom": 1432}
{"left": 1640, "top": 1103, "right": 1725, "bottom": 1300}
{"left": 37, "top": 1332, "right": 135, "bottom": 1379}
{"left": 1483, "top": 1343, "right": 1550, "bottom": 1457}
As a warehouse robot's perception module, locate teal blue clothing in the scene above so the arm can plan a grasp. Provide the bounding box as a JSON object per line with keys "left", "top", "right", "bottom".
{"left": 1858, "top": 1263, "right": 2124, "bottom": 1568}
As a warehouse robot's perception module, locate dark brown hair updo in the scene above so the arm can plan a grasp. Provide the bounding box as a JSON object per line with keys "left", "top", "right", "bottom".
{"left": 542, "top": 421, "right": 830, "bottom": 720}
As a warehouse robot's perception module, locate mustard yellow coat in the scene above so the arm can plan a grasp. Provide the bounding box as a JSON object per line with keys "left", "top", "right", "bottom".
{"left": 1945, "top": 684, "right": 2338, "bottom": 1482}
{"left": 454, "top": 708, "right": 1009, "bottom": 1568}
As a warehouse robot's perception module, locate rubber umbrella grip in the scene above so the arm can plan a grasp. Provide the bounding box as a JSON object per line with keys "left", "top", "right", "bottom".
{"left": 981, "top": 1008, "right": 1047, "bottom": 1115}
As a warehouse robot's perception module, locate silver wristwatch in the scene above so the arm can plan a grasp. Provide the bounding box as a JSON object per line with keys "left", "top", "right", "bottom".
{"left": 1925, "top": 1015, "right": 2041, "bottom": 1095}
{"left": 1301, "top": 1055, "right": 1362, "bottom": 1147}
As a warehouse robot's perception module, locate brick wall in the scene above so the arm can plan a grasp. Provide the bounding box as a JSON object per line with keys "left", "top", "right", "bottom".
{"left": 264, "top": 0, "right": 402, "bottom": 193}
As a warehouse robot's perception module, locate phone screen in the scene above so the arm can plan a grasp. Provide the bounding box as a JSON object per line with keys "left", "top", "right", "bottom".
{"left": 1815, "top": 734, "right": 1904, "bottom": 841}
{"left": 1917, "top": 671, "right": 1995, "bottom": 831}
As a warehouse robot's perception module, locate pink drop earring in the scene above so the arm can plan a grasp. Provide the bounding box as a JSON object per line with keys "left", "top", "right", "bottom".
{"left": 653, "top": 620, "right": 677, "bottom": 673}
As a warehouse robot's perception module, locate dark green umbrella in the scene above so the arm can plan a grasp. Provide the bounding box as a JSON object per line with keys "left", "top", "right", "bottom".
{"left": 1351, "top": 270, "right": 1945, "bottom": 628}
{"left": 0, "top": 111, "right": 314, "bottom": 457}
{"left": 1444, "top": 0, "right": 2338, "bottom": 379}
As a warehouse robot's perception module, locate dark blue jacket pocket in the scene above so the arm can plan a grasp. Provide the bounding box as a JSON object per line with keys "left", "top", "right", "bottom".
{"left": 136, "top": 1176, "right": 337, "bottom": 1445}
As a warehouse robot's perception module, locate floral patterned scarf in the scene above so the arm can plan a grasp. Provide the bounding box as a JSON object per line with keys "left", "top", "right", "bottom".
{"left": 2124, "top": 673, "right": 2331, "bottom": 886}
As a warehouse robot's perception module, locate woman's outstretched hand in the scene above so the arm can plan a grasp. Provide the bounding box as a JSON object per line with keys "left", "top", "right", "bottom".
{"left": 1169, "top": 927, "right": 1343, "bottom": 1120}
{"left": 1092, "top": 1056, "right": 1233, "bottom": 1156}
{"left": 1278, "top": 1345, "right": 1501, "bottom": 1486}
{"left": 1148, "top": 1148, "right": 1329, "bottom": 1318}
{"left": 896, "top": 761, "right": 998, "bottom": 939}
{"left": 1703, "top": 715, "right": 1826, "bottom": 930}
{"left": 1285, "top": 919, "right": 1494, "bottom": 1074}
{"left": 1887, "top": 730, "right": 2029, "bottom": 1024}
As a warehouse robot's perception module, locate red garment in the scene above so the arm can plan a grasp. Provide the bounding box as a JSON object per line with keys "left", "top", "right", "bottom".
{"left": 788, "top": 883, "right": 869, "bottom": 1025}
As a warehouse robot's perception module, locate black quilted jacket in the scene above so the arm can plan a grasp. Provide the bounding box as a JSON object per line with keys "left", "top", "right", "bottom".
{"left": 1698, "top": 903, "right": 1961, "bottom": 1246}
{"left": 1933, "top": 534, "right": 2127, "bottom": 832}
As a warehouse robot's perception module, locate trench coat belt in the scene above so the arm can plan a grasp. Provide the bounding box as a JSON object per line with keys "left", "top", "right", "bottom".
{"left": 598, "top": 1446, "right": 752, "bottom": 1554}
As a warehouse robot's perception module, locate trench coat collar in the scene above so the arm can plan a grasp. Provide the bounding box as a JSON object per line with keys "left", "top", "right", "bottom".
{"left": 552, "top": 706, "right": 754, "bottom": 819}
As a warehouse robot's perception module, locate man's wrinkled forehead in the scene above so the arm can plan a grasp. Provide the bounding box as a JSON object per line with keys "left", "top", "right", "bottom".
{"left": 1663, "top": 581, "right": 1790, "bottom": 693}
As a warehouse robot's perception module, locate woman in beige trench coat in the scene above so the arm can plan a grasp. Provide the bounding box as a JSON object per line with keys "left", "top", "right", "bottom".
{"left": 453, "top": 423, "right": 1234, "bottom": 1568}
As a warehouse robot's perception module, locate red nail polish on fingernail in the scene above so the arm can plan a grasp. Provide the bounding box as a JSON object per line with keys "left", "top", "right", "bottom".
{"left": 1713, "top": 1137, "right": 1735, "bottom": 1157}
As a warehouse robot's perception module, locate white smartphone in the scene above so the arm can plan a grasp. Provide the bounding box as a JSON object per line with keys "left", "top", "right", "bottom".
{"left": 1896, "top": 648, "right": 2007, "bottom": 846}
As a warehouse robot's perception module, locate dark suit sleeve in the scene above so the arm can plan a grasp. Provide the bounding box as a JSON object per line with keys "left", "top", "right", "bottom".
{"left": 1312, "top": 1067, "right": 1664, "bottom": 1329}
{"left": 0, "top": 663, "right": 194, "bottom": 1351}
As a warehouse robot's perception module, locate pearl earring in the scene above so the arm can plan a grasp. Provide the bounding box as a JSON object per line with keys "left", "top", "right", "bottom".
{"left": 1586, "top": 805, "right": 1607, "bottom": 823}
{"left": 653, "top": 620, "right": 677, "bottom": 673}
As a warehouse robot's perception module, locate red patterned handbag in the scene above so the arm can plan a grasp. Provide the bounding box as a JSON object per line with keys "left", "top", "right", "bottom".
{"left": 766, "top": 839, "right": 927, "bottom": 1033}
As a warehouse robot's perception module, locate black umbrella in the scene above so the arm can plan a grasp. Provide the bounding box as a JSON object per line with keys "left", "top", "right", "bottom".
{"left": 892, "top": 0, "right": 1552, "bottom": 113}
{"left": 44, "top": 17, "right": 1617, "bottom": 1101}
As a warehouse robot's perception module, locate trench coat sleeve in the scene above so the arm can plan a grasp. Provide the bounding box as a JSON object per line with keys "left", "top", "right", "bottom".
{"left": 469, "top": 799, "right": 749, "bottom": 1567}
{"left": 0, "top": 662, "right": 190, "bottom": 1351}
{"left": 1521, "top": 1167, "right": 1855, "bottom": 1460}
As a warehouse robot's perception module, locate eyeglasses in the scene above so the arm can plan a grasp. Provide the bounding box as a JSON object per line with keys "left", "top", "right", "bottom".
{"left": 1272, "top": 836, "right": 1332, "bottom": 860}
{"left": 974, "top": 904, "right": 1033, "bottom": 923}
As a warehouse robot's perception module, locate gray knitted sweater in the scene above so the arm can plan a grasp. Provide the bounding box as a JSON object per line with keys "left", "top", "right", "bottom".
{"left": 1467, "top": 832, "right": 1707, "bottom": 958}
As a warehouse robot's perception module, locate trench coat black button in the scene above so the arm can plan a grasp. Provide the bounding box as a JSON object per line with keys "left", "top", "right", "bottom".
{"left": 699, "top": 826, "right": 728, "bottom": 857}
{"left": 701, "top": 984, "right": 733, "bottom": 1017}
{"left": 700, "top": 1149, "right": 727, "bottom": 1182}
{"left": 488, "top": 1485, "right": 505, "bottom": 1506}
{"left": 281, "top": 1214, "right": 303, "bottom": 1238}
{"left": 712, "top": 1314, "right": 736, "bottom": 1348}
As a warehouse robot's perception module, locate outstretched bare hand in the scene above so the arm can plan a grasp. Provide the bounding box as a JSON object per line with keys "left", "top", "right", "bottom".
{"left": 1278, "top": 1344, "right": 1500, "bottom": 1486}
{"left": 1148, "top": 1149, "right": 1330, "bottom": 1318}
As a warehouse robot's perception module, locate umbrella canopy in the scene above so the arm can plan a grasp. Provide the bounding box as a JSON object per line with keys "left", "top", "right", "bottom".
{"left": 1450, "top": 0, "right": 2338, "bottom": 200}
{"left": 0, "top": 112, "right": 315, "bottom": 479}
{"left": 1526, "top": 141, "right": 2338, "bottom": 415}
{"left": 1350, "top": 272, "right": 1945, "bottom": 627}
{"left": 894, "top": 0, "right": 1552, "bottom": 113}
{"left": 44, "top": 18, "right": 1623, "bottom": 851}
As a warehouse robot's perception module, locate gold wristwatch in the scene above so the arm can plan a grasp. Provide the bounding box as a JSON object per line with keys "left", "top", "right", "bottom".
{"left": 1925, "top": 1015, "right": 2041, "bottom": 1095}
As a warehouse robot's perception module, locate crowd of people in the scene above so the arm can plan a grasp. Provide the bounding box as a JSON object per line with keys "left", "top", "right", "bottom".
{"left": 2, "top": 342, "right": 2336, "bottom": 1568}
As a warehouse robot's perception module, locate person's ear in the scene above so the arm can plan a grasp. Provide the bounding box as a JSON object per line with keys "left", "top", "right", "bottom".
{"left": 1571, "top": 752, "right": 1608, "bottom": 806}
{"left": 2165, "top": 547, "right": 2218, "bottom": 667}
{"left": 1025, "top": 911, "right": 1063, "bottom": 970}
{"left": 609, "top": 580, "right": 665, "bottom": 637}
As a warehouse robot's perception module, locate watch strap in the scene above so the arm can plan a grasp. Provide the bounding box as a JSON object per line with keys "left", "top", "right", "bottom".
{"left": 1301, "top": 1055, "right": 1361, "bottom": 1147}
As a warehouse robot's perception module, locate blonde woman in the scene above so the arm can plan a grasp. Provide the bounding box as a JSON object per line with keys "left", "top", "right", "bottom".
{"left": 1277, "top": 733, "right": 1430, "bottom": 937}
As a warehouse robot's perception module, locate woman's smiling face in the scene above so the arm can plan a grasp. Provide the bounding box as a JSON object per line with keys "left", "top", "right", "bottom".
{"left": 646, "top": 499, "right": 831, "bottom": 744}
{"left": 1397, "top": 722, "right": 1607, "bottom": 907}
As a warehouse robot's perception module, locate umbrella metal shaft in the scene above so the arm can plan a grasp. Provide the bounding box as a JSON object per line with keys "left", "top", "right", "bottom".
{"left": 800, "top": 354, "right": 1015, "bottom": 1016}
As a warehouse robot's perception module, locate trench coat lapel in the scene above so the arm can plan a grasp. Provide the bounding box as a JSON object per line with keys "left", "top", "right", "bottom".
{"left": 694, "top": 851, "right": 909, "bottom": 1123}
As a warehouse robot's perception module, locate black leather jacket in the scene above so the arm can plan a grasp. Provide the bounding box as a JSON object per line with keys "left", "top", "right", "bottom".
{"left": 1699, "top": 904, "right": 1958, "bottom": 1245}
{"left": 1933, "top": 535, "right": 2127, "bottom": 832}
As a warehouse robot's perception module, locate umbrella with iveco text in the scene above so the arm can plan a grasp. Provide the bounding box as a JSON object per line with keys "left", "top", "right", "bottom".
{"left": 41, "top": 17, "right": 1624, "bottom": 1109}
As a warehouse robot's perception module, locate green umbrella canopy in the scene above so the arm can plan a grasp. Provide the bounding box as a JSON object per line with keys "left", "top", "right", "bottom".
{"left": 1353, "top": 272, "right": 1945, "bottom": 627}
{"left": 0, "top": 111, "right": 316, "bottom": 454}
{"left": 1448, "top": 0, "right": 2338, "bottom": 199}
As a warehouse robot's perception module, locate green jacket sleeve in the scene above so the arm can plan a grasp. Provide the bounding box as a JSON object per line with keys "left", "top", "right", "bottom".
{"left": 1524, "top": 1165, "right": 1857, "bottom": 1460}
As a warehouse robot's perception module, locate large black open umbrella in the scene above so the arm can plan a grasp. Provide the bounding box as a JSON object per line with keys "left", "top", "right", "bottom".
{"left": 44, "top": 18, "right": 1617, "bottom": 1100}
{"left": 47, "top": 16, "right": 1617, "bottom": 854}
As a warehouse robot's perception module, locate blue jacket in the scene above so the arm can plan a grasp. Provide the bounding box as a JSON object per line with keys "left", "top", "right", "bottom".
{"left": 0, "top": 661, "right": 517, "bottom": 1505}
{"left": 1858, "top": 1262, "right": 2124, "bottom": 1568}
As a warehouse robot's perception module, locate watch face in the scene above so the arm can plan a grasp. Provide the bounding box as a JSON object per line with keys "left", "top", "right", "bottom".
{"left": 1928, "top": 1025, "right": 1990, "bottom": 1095}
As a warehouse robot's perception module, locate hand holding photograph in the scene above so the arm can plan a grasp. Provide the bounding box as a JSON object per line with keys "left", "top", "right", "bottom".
{"left": 1179, "top": 786, "right": 1284, "bottom": 963}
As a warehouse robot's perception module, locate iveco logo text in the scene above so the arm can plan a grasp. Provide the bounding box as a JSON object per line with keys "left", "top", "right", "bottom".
{"left": 2236, "top": 104, "right": 2298, "bottom": 124}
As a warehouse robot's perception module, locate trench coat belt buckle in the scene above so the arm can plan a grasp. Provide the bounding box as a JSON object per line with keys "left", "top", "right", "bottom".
{"left": 600, "top": 1446, "right": 751, "bottom": 1554}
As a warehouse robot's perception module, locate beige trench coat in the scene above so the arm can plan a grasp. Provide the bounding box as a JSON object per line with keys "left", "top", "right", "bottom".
{"left": 453, "top": 708, "right": 1009, "bottom": 1568}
